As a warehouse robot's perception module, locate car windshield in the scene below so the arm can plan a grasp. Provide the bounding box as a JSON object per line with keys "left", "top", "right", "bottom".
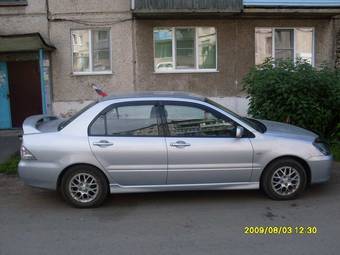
{"left": 58, "top": 101, "right": 98, "bottom": 131}
{"left": 241, "top": 117, "right": 267, "bottom": 134}
{"left": 205, "top": 98, "right": 266, "bottom": 133}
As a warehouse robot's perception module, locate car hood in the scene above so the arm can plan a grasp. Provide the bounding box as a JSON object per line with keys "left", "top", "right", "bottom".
{"left": 258, "top": 119, "right": 318, "bottom": 141}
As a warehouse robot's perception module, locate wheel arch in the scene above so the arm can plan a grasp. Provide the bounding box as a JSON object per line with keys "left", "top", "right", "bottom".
{"left": 260, "top": 155, "right": 311, "bottom": 188}
{"left": 57, "top": 163, "right": 110, "bottom": 191}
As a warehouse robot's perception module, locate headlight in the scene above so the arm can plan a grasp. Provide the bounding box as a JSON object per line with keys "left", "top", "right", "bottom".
{"left": 20, "top": 145, "right": 36, "bottom": 160}
{"left": 313, "top": 139, "right": 331, "bottom": 156}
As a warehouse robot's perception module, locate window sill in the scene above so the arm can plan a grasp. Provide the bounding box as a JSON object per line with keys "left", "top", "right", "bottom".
{"left": 72, "top": 71, "right": 113, "bottom": 76}
{"left": 154, "top": 69, "right": 219, "bottom": 74}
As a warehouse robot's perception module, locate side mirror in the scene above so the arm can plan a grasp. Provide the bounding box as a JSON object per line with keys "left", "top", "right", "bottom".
{"left": 236, "top": 126, "right": 244, "bottom": 138}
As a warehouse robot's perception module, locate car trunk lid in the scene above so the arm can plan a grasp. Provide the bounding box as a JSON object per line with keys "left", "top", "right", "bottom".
{"left": 22, "top": 115, "right": 63, "bottom": 134}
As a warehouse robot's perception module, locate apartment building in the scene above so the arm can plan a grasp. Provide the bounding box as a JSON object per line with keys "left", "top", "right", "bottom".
{"left": 1, "top": 0, "right": 340, "bottom": 128}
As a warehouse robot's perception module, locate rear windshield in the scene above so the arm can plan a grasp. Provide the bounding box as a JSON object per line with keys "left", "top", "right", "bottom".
{"left": 58, "top": 101, "right": 98, "bottom": 131}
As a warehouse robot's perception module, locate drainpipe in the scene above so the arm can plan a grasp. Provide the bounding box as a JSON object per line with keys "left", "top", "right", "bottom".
{"left": 39, "top": 49, "right": 47, "bottom": 114}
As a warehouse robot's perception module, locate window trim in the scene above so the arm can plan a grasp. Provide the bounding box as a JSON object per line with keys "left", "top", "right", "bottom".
{"left": 71, "top": 28, "right": 112, "bottom": 75}
{"left": 256, "top": 27, "right": 315, "bottom": 66}
{"left": 153, "top": 26, "right": 218, "bottom": 73}
{"left": 88, "top": 101, "right": 165, "bottom": 137}
{"left": 159, "top": 101, "right": 254, "bottom": 138}
{"left": 88, "top": 100, "right": 255, "bottom": 138}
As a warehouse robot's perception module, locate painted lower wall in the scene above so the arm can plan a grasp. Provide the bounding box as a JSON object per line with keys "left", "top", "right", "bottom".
{"left": 53, "top": 100, "right": 94, "bottom": 118}
{"left": 211, "top": 96, "right": 249, "bottom": 116}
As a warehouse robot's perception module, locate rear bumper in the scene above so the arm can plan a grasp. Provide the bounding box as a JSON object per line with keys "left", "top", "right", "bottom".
{"left": 308, "top": 155, "right": 333, "bottom": 184}
{"left": 18, "top": 160, "right": 61, "bottom": 190}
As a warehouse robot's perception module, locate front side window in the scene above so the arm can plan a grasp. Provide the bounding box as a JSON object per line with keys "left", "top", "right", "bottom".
{"left": 71, "top": 29, "right": 111, "bottom": 74}
{"left": 163, "top": 104, "right": 236, "bottom": 137}
{"left": 255, "top": 28, "right": 314, "bottom": 65}
{"left": 89, "top": 104, "right": 160, "bottom": 136}
{"left": 154, "top": 27, "right": 217, "bottom": 72}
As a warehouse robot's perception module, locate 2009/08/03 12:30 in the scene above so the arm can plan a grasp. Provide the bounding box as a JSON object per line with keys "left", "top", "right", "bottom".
{"left": 244, "top": 226, "right": 318, "bottom": 235}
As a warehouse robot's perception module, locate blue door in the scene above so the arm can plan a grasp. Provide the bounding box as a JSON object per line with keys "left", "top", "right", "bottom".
{"left": 0, "top": 62, "right": 12, "bottom": 129}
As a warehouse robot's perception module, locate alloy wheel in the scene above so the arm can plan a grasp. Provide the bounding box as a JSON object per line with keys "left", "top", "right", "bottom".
{"left": 271, "top": 166, "right": 301, "bottom": 196}
{"left": 68, "top": 173, "right": 99, "bottom": 203}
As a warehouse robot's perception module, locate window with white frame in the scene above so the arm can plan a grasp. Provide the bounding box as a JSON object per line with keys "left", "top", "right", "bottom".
{"left": 153, "top": 27, "right": 217, "bottom": 72}
{"left": 71, "top": 29, "right": 111, "bottom": 74}
{"left": 255, "top": 28, "right": 314, "bottom": 65}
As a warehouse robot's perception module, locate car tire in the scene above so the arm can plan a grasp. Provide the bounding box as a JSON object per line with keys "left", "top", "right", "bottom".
{"left": 61, "top": 165, "right": 109, "bottom": 208}
{"left": 262, "top": 158, "right": 307, "bottom": 200}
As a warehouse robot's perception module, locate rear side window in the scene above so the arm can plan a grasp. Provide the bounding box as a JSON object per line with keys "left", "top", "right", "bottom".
{"left": 89, "top": 104, "right": 160, "bottom": 136}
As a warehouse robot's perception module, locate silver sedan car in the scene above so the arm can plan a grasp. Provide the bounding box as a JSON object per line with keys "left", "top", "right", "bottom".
{"left": 18, "top": 92, "right": 333, "bottom": 208}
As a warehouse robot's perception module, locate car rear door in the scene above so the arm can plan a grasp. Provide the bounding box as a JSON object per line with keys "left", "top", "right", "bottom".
{"left": 88, "top": 101, "right": 167, "bottom": 186}
{"left": 161, "top": 101, "right": 254, "bottom": 185}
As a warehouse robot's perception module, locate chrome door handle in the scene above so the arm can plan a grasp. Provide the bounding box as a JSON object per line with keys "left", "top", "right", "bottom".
{"left": 93, "top": 140, "right": 113, "bottom": 147}
{"left": 170, "top": 141, "right": 191, "bottom": 148}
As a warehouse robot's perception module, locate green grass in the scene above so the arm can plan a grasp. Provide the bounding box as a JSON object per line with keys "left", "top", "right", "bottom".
{"left": 331, "top": 143, "right": 340, "bottom": 162}
{"left": 0, "top": 154, "right": 20, "bottom": 175}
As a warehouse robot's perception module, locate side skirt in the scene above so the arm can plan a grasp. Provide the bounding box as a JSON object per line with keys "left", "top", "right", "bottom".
{"left": 109, "top": 182, "right": 259, "bottom": 194}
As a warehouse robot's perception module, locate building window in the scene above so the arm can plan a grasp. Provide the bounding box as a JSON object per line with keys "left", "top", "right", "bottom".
{"left": 71, "top": 29, "right": 111, "bottom": 74}
{"left": 255, "top": 28, "right": 314, "bottom": 65}
{"left": 153, "top": 27, "right": 217, "bottom": 73}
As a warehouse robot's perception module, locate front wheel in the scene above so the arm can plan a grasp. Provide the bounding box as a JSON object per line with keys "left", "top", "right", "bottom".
{"left": 61, "top": 165, "right": 109, "bottom": 208}
{"left": 262, "top": 159, "right": 307, "bottom": 200}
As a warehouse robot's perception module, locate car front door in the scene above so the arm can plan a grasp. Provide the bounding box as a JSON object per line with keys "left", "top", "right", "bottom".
{"left": 88, "top": 101, "right": 167, "bottom": 186}
{"left": 161, "top": 101, "right": 254, "bottom": 185}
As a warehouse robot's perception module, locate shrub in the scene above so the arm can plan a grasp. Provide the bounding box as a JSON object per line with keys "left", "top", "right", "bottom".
{"left": 243, "top": 59, "right": 340, "bottom": 140}
{"left": 330, "top": 123, "right": 340, "bottom": 142}
{"left": 331, "top": 143, "right": 340, "bottom": 161}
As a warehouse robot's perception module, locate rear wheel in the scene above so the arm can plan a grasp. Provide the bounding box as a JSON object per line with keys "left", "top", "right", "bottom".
{"left": 61, "top": 165, "right": 108, "bottom": 208}
{"left": 262, "top": 158, "right": 307, "bottom": 200}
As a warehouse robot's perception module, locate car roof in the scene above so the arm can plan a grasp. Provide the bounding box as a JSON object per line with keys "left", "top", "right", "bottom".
{"left": 100, "top": 91, "right": 206, "bottom": 102}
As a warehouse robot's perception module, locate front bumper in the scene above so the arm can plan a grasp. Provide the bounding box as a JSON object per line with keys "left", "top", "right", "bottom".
{"left": 18, "top": 160, "right": 61, "bottom": 190}
{"left": 308, "top": 155, "right": 333, "bottom": 184}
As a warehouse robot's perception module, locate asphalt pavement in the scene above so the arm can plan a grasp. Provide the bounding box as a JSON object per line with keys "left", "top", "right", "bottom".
{"left": 0, "top": 163, "right": 340, "bottom": 255}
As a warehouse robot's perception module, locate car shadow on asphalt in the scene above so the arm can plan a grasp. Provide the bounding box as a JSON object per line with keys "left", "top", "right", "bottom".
{"left": 7, "top": 166, "right": 337, "bottom": 210}
{"left": 21, "top": 180, "right": 334, "bottom": 210}
{"left": 105, "top": 189, "right": 264, "bottom": 207}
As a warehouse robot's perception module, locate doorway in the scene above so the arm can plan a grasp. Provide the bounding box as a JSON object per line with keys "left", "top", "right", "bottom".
{"left": 0, "top": 60, "right": 43, "bottom": 128}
